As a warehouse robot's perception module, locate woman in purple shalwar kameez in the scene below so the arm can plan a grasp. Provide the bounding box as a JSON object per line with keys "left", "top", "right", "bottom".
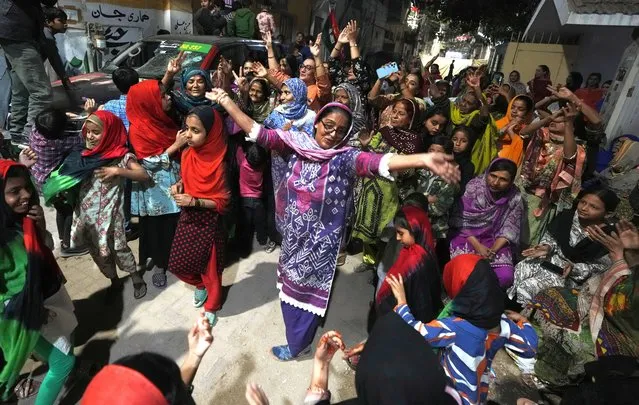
{"left": 449, "top": 158, "right": 523, "bottom": 288}
{"left": 206, "top": 89, "right": 461, "bottom": 361}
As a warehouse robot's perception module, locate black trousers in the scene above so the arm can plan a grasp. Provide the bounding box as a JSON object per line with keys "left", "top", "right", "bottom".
{"left": 53, "top": 201, "right": 73, "bottom": 248}
{"left": 238, "top": 197, "right": 267, "bottom": 256}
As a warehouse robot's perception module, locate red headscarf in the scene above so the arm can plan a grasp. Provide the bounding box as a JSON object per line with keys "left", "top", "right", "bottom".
{"left": 82, "top": 111, "right": 129, "bottom": 159}
{"left": 181, "top": 106, "right": 229, "bottom": 212}
{"left": 127, "top": 80, "right": 179, "bottom": 159}
{"left": 376, "top": 206, "right": 435, "bottom": 303}
{"left": 81, "top": 364, "right": 168, "bottom": 405}
{"left": 443, "top": 253, "right": 482, "bottom": 299}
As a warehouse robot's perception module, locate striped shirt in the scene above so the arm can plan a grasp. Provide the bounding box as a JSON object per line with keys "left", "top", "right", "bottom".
{"left": 395, "top": 304, "right": 538, "bottom": 405}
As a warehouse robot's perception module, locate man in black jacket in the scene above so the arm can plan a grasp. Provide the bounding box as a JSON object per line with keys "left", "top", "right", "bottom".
{"left": 194, "top": 0, "right": 227, "bottom": 36}
{"left": 0, "top": 0, "right": 57, "bottom": 146}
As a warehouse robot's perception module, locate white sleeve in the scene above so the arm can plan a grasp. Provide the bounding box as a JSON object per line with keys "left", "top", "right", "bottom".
{"left": 377, "top": 153, "right": 395, "bottom": 181}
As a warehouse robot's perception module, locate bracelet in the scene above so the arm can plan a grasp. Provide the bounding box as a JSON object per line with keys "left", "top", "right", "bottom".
{"left": 195, "top": 198, "right": 201, "bottom": 208}
{"left": 268, "top": 55, "right": 275, "bottom": 59}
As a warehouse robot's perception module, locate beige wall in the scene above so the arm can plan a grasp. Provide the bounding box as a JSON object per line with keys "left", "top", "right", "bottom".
{"left": 501, "top": 42, "right": 579, "bottom": 84}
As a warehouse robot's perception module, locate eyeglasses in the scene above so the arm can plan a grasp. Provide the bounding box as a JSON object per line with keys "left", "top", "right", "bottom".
{"left": 321, "top": 120, "right": 348, "bottom": 137}
{"left": 300, "top": 64, "right": 315, "bottom": 71}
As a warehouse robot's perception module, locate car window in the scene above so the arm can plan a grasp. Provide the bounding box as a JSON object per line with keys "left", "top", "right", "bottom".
{"left": 211, "top": 44, "right": 248, "bottom": 73}
{"left": 136, "top": 41, "right": 209, "bottom": 79}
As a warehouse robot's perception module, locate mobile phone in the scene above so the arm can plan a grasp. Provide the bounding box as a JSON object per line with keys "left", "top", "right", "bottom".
{"left": 376, "top": 62, "right": 399, "bottom": 80}
{"left": 541, "top": 261, "right": 564, "bottom": 275}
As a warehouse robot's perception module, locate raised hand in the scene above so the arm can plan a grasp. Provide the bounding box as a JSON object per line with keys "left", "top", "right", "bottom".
{"left": 617, "top": 220, "right": 639, "bottom": 251}
{"left": 167, "top": 51, "right": 187, "bottom": 75}
{"left": 386, "top": 274, "right": 407, "bottom": 306}
{"left": 233, "top": 70, "right": 248, "bottom": 93}
{"left": 337, "top": 24, "right": 351, "bottom": 45}
{"left": 245, "top": 383, "right": 270, "bottom": 405}
{"left": 263, "top": 30, "right": 273, "bottom": 48}
{"left": 465, "top": 69, "right": 482, "bottom": 89}
{"left": 252, "top": 61, "right": 268, "bottom": 78}
{"left": 561, "top": 102, "right": 579, "bottom": 121}
{"left": 423, "top": 152, "right": 461, "bottom": 184}
{"left": 346, "top": 20, "right": 358, "bottom": 44}
{"left": 83, "top": 98, "right": 98, "bottom": 114}
{"left": 546, "top": 84, "right": 574, "bottom": 101}
{"left": 587, "top": 224, "right": 624, "bottom": 260}
{"left": 315, "top": 331, "right": 345, "bottom": 363}
{"left": 188, "top": 312, "right": 213, "bottom": 358}
{"left": 310, "top": 33, "right": 323, "bottom": 58}
{"left": 205, "top": 88, "right": 231, "bottom": 105}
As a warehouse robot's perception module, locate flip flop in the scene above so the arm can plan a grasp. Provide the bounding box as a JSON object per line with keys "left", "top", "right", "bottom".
{"left": 13, "top": 377, "right": 41, "bottom": 399}
{"left": 152, "top": 267, "right": 167, "bottom": 289}
{"left": 133, "top": 282, "right": 147, "bottom": 299}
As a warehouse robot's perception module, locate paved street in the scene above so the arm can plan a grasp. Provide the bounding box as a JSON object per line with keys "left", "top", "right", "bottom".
{"left": 17, "top": 204, "right": 539, "bottom": 404}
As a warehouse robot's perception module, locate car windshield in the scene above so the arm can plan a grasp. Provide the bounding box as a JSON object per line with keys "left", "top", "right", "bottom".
{"left": 102, "top": 40, "right": 210, "bottom": 79}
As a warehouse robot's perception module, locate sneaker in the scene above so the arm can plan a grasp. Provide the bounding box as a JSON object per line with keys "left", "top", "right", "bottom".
{"left": 270, "top": 344, "right": 311, "bottom": 362}
{"left": 60, "top": 246, "right": 90, "bottom": 258}
{"left": 204, "top": 311, "right": 218, "bottom": 327}
{"left": 354, "top": 263, "right": 374, "bottom": 273}
{"left": 10, "top": 136, "right": 29, "bottom": 148}
{"left": 265, "top": 241, "right": 277, "bottom": 253}
{"left": 193, "top": 288, "right": 208, "bottom": 308}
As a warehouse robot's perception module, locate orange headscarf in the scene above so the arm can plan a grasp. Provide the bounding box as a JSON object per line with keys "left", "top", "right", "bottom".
{"left": 81, "top": 364, "right": 168, "bottom": 405}
{"left": 495, "top": 95, "right": 533, "bottom": 167}
{"left": 127, "top": 80, "right": 179, "bottom": 159}
{"left": 181, "top": 106, "right": 229, "bottom": 213}
{"left": 443, "top": 253, "right": 482, "bottom": 299}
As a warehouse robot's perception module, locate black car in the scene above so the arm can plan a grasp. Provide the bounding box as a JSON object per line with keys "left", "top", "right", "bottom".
{"left": 51, "top": 35, "right": 269, "bottom": 136}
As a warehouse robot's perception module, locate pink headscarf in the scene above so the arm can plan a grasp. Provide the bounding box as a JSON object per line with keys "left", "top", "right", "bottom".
{"left": 274, "top": 102, "right": 355, "bottom": 162}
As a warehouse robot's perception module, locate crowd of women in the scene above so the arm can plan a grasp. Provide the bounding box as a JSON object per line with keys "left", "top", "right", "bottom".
{"left": 1, "top": 18, "right": 638, "bottom": 405}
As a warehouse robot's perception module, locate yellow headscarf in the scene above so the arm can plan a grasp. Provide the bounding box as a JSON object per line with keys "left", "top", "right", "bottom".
{"left": 449, "top": 102, "right": 498, "bottom": 175}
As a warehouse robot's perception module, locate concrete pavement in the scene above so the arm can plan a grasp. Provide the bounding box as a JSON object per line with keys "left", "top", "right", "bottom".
{"left": 16, "top": 204, "right": 539, "bottom": 404}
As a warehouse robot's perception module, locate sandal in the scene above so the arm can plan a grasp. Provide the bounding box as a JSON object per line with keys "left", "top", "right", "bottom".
{"left": 193, "top": 288, "right": 208, "bottom": 308}
{"left": 336, "top": 252, "right": 347, "bottom": 266}
{"left": 151, "top": 267, "right": 167, "bottom": 289}
{"left": 13, "top": 377, "right": 40, "bottom": 399}
{"left": 133, "top": 282, "right": 147, "bottom": 299}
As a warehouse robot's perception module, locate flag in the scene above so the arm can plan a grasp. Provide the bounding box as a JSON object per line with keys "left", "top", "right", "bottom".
{"left": 321, "top": 5, "right": 340, "bottom": 53}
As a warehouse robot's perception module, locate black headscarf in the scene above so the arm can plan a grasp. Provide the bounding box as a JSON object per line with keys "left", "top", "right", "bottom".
{"left": 334, "top": 313, "right": 457, "bottom": 405}
{"left": 187, "top": 105, "right": 215, "bottom": 134}
{"left": 443, "top": 254, "right": 505, "bottom": 330}
{"left": 547, "top": 209, "right": 608, "bottom": 263}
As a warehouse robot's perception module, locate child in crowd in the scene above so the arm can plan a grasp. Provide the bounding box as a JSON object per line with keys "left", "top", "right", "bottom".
{"left": 386, "top": 254, "right": 538, "bottom": 405}
{"left": 228, "top": 0, "right": 255, "bottom": 39}
{"left": 0, "top": 160, "right": 76, "bottom": 404}
{"left": 42, "top": 111, "right": 150, "bottom": 299}
{"left": 451, "top": 125, "right": 476, "bottom": 192}
{"left": 102, "top": 67, "right": 140, "bottom": 131}
{"left": 42, "top": 7, "right": 70, "bottom": 86}
{"left": 22, "top": 108, "right": 86, "bottom": 257}
{"left": 236, "top": 141, "right": 269, "bottom": 256}
{"left": 417, "top": 135, "right": 459, "bottom": 241}
{"left": 256, "top": 1, "right": 275, "bottom": 40}
{"left": 168, "top": 106, "right": 229, "bottom": 327}
{"left": 374, "top": 206, "right": 442, "bottom": 325}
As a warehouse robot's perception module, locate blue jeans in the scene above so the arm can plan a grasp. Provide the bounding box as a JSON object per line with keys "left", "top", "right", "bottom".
{"left": 0, "top": 49, "right": 10, "bottom": 131}
{"left": 0, "top": 39, "right": 52, "bottom": 142}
